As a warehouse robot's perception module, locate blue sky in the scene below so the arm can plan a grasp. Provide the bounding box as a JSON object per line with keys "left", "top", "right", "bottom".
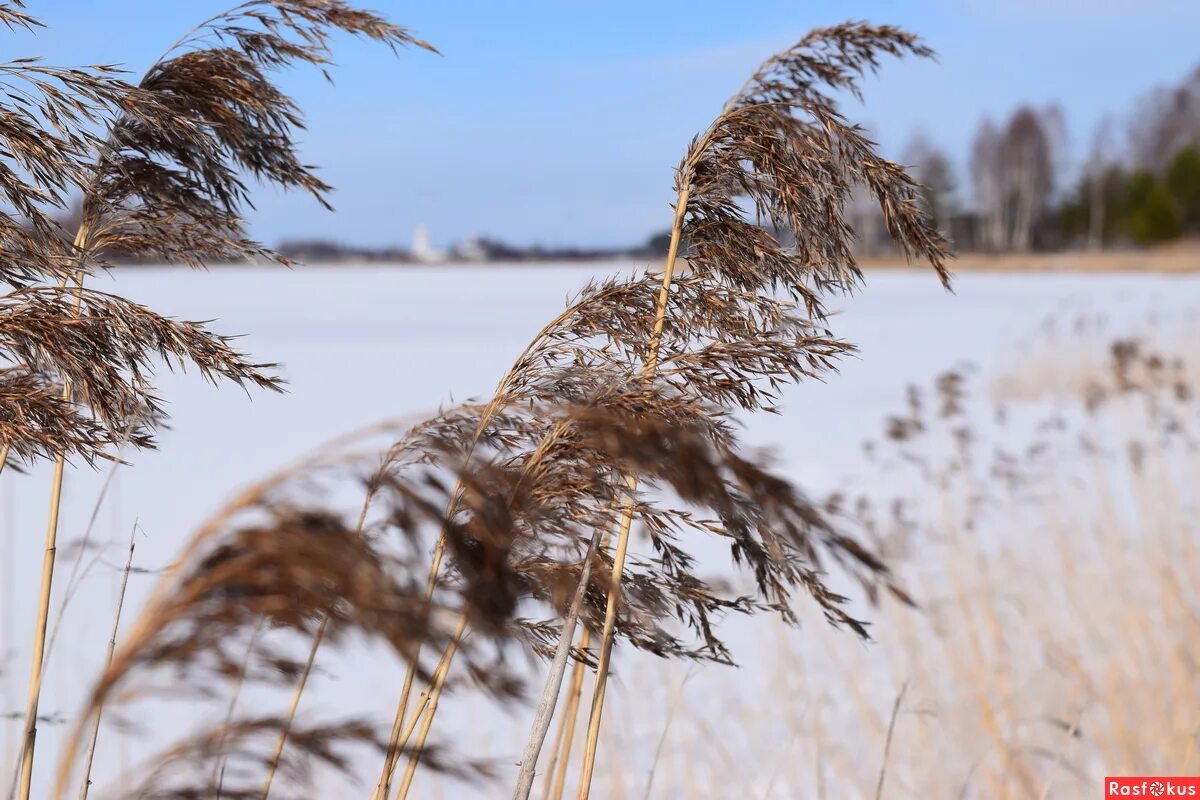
{"left": 24, "top": 0, "right": 1200, "bottom": 248}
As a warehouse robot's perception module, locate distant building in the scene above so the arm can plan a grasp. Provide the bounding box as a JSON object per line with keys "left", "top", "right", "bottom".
{"left": 456, "top": 234, "right": 489, "bottom": 262}
{"left": 411, "top": 224, "right": 446, "bottom": 263}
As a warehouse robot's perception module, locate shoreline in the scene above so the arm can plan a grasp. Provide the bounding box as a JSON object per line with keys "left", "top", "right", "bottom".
{"left": 105, "top": 249, "right": 1200, "bottom": 274}
{"left": 861, "top": 248, "right": 1200, "bottom": 273}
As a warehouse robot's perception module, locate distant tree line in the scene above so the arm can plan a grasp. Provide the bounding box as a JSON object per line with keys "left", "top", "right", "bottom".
{"left": 853, "top": 63, "right": 1200, "bottom": 255}
{"left": 274, "top": 231, "right": 671, "bottom": 265}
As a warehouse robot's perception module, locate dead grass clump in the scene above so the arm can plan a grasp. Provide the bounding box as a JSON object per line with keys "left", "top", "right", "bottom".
{"left": 628, "top": 326, "right": 1199, "bottom": 798}
{"left": 0, "top": 3, "right": 431, "bottom": 797}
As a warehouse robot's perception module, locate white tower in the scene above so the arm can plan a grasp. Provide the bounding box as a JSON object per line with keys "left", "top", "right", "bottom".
{"left": 411, "top": 224, "right": 445, "bottom": 263}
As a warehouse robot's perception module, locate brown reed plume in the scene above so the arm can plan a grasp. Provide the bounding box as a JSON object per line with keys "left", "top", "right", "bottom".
{"left": 562, "top": 23, "right": 949, "bottom": 798}
{"left": 51, "top": 421, "right": 528, "bottom": 798}
{"left": 0, "top": 3, "right": 432, "bottom": 797}
{"left": 60, "top": 18, "right": 949, "bottom": 798}
{"left": 318, "top": 21, "right": 946, "bottom": 799}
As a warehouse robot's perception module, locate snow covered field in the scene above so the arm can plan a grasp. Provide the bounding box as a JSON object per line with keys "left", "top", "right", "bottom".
{"left": 2, "top": 263, "right": 1197, "bottom": 796}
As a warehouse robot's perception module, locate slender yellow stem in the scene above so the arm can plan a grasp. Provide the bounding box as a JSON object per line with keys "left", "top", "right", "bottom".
{"left": 575, "top": 187, "right": 689, "bottom": 800}
{"left": 376, "top": 421, "right": 573, "bottom": 796}
{"left": 262, "top": 486, "right": 378, "bottom": 800}
{"left": 372, "top": 538, "right": 447, "bottom": 799}
{"left": 548, "top": 628, "right": 591, "bottom": 800}
{"left": 0, "top": 443, "right": 10, "bottom": 477}
{"left": 540, "top": 691, "right": 570, "bottom": 800}
{"left": 19, "top": 227, "right": 90, "bottom": 800}
{"left": 78, "top": 526, "right": 137, "bottom": 800}
{"left": 381, "top": 616, "right": 465, "bottom": 769}
{"left": 17, "top": 453, "right": 68, "bottom": 800}
{"left": 375, "top": 400, "right": 555, "bottom": 798}
{"left": 393, "top": 614, "right": 468, "bottom": 800}
{"left": 374, "top": 298, "right": 600, "bottom": 786}
{"left": 259, "top": 618, "right": 327, "bottom": 800}
{"left": 390, "top": 616, "right": 466, "bottom": 759}
{"left": 212, "top": 620, "right": 265, "bottom": 797}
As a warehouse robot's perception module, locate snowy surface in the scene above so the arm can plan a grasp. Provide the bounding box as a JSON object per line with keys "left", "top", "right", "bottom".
{"left": 1, "top": 262, "right": 1197, "bottom": 797}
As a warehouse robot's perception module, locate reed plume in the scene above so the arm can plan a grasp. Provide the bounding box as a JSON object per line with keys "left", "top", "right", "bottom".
{"left": 565, "top": 23, "right": 949, "bottom": 796}
{"left": 52, "top": 421, "right": 526, "bottom": 798}
{"left": 61, "top": 17, "right": 951, "bottom": 798}
{"left": 350, "top": 21, "right": 950, "bottom": 797}
{"left": 0, "top": 2, "right": 431, "bottom": 796}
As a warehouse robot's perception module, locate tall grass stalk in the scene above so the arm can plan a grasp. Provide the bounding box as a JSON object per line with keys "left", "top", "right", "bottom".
{"left": 77, "top": 524, "right": 137, "bottom": 800}
{"left": 547, "top": 629, "right": 590, "bottom": 800}
{"left": 261, "top": 485, "right": 378, "bottom": 799}
{"left": 12, "top": 3, "right": 426, "bottom": 792}
{"left": 388, "top": 614, "right": 469, "bottom": 763}
{"left": 374, "top": 314, "right": 599, "bottom": 797}
{"left": 212, "top": 620, "right": 266, "bottom": 797}
{"left": 46, "top": 457, "right": 123, "bottom": 666}
{"left": 18, "top": 244, "right": 87, "bottom": 800}
{"left": 574, "top": 189, "right": 689, "bottom": 800}
{"left": 372, "top": 537, "right": 447, "bottom": 799}
{"left": 873, "top": 681, "right": 907, "bottom": 800}
{"left": 17, "top": 451, "right": 68, "bottom": 800}
{"left": 393, "top": 614, "right": 469, "bottom": 799}
{"left": 51, "top": 22, "right": 942, "bottom": 796}
{"left": 391, "top": 142, "right": 695, "bottom": 800}
{"left": 259, "top": 620, "right": 328, "bottom": 800}
{"left": 511, "top": 528, "right": 604, "bottom": 799}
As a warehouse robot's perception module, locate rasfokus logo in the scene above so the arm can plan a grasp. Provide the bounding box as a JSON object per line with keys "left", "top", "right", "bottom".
{"left": 1106, "top": 777, "right": 1200, "bottom": 797}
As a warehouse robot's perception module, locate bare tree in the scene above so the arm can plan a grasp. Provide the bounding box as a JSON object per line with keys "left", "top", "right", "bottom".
{"left": 971, "top": 118, "right": 1005, "bottom": 251}
{"left": 904, "top": 132, "right": 957, "bottom": 234}
{"left": 1002, "top": 106, "right": 1054, "bottom": 252}
{"left": 1130, "top": 64, "right": 1200, "bottom": 173}
{"left": 1085, "top": 117, "right": 1116, "bottom": 250}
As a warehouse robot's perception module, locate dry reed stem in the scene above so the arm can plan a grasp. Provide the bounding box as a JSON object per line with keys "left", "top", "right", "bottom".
{"left": 77, "top": 524, "right": 137, "bottom": 800}
{"left": 372, "top": 537, "right": 447, "bottom": 799}
{"left": 17, "top": 423, "right": 68, "bottom": 800}
{"left": 382, "top": 617, "right": 468, "bottom": 769}
{"left": 49, "top": 417, "right": 420, "bottom": 799}
{"left": 548, "top": 628, "right": 590, "bottom": 800}
{"left": 874, "top": 681, "right": 907, "bottom": 800}
{"left": 575, "top": 189, "right": 690, "bottom": 799}
{"left": 378, "top": 415, "right": 574, "bottom": 794}
{"left": 540, "top": 685, "right": 571, "bottom": 800}
{"left": 212, "top": 619, "right": 267, "bottom": 797}
{"left": 260, "top": 482, "right": 379, "bottom": 798}
{"left": 375, "top": 301, "right": 611, "bottom": 797}
{"left": 393, "top": 613, "right": 469, "bottom": 799}
{"left": 259, "top": 618, "right": 327, "bottom": 800}
{"left": 511, "top": 528, "right": 604, "bottom": 799}
{"left": 44, "top": 454, "right": 125, "bottom": 676}
{"left": 19, "top": 244, "right": 87, "bottom": 800}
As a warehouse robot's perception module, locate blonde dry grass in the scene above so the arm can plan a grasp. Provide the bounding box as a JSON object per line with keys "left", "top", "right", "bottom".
{"left": 614, "top": 332, "right": 1198, "bottom": 798}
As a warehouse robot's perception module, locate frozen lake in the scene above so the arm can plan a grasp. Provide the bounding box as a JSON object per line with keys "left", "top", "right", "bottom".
{"left": 2, "top": 262, "right": 1197, "bottom": 796}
